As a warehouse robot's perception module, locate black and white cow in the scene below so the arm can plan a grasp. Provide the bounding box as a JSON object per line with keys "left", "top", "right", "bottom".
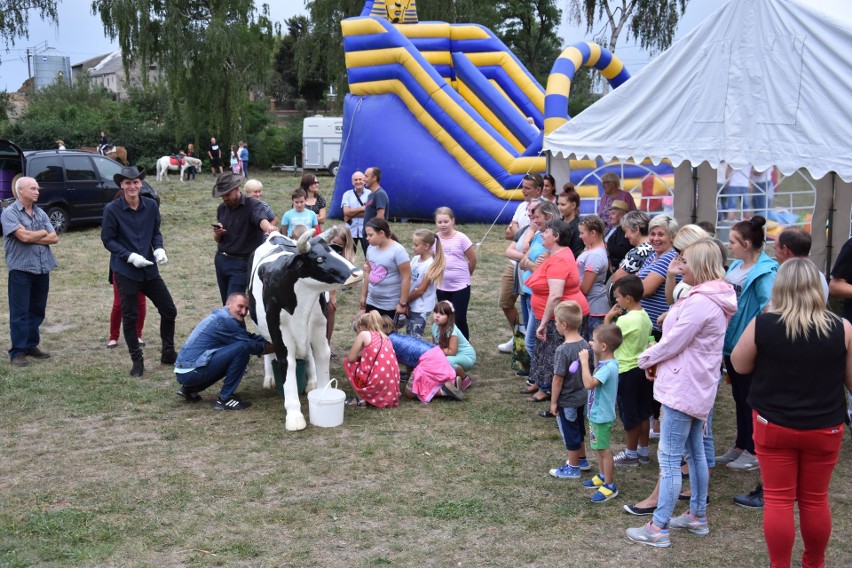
{"left": 249, "top": 229, "right": 362, "bottom": 431}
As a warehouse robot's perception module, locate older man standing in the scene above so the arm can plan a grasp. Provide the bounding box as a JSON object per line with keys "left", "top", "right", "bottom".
{"left": 102, "top": 167, "right": 178, "bottom": 377}
{"left": 341, "top": 170, "right": 371, "bottom": 255}
{"left": 597, "top": 172, "right": 637, "bottom": 232}
{"left": 363, "top": 166, "right": 389, "bottom": 221}
{"left": 211, "top": 172, "right": 274, "bottom": 305}
{"left": 1, "top": 177, "right": 58, "bottom": 367}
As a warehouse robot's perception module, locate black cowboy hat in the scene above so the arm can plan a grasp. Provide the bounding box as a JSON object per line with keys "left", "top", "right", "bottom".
{"left": 212, "top": 172, "right": 244, "bottom": 198}
{"left": 113, "top": 166, "right": 146, "bottom": 186}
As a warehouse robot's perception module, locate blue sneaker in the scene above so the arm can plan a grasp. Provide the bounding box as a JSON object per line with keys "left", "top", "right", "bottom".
{"left": 549, "top": 463, "right": 581, "bottom": 479}
{"left": 582, "top": 473, "right": 605, "bottom": 489}
{"left": 591, "top": 483, "right": 619, "bottom": 503}
{"left": 578, "top": 457, "right": 592, "bottom": 471}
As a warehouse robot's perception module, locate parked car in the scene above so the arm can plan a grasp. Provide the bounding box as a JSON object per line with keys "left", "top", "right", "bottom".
{"left": 0, "top": 139, "right": 159, "bottom": 233}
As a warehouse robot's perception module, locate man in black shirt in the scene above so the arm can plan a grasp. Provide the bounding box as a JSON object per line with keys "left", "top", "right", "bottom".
{"left": 102, "top": 167, "right": 178, "bottom": 377}
{"left": 208, "top": 137, "right": 223, "bottom": 175}
{"left": 211, "top": 173, "right": 275, "bottom": 304}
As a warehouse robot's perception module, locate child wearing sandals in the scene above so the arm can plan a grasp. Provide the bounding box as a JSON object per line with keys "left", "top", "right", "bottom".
{"left": 407, "top": 229, "right": 445, "bottom": 337}
{"left": 344, "top": 311, "right": 400, "bottom": 408}
{"left": 432, "top": 300, "right": 476, "bottom": 390}
{"left": 579, "top": 324, "right": 622, "bottom": 502}
{"left": 547, "top": 300, "right": 594, "bottom": 479}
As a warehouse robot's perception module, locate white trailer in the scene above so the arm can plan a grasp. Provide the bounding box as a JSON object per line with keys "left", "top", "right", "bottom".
{"left": 302, "top": 116, "right": 342, "bottom": 176}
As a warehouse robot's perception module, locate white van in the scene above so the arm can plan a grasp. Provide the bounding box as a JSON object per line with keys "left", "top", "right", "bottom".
{"left": 302, "top": 116, "right": 342, "bottom": 176}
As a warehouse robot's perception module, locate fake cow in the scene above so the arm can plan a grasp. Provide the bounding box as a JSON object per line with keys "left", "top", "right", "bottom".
{"left": 249, "top": 229, "right": 363, "bottom": 431}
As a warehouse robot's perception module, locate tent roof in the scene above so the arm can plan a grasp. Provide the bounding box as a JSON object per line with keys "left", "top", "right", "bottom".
{"left": 544, "top": 0, "right": 852, "bottom": 182}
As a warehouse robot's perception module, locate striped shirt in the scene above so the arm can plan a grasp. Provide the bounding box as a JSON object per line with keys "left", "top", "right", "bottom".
{"left": 1, "top": 201, "right": 57, "bottom": 274}
{"left": 638, "top": 249, "right": 679, "bottom": 332}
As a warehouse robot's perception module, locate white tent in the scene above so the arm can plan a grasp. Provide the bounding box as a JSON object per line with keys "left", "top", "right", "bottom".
{"left": 544, "top": 0, "right": 852, "bottom": 272}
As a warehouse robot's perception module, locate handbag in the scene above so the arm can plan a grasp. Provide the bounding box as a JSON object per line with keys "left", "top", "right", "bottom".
{"left": 510, "top": 325, "right": 530, "bottom": 373}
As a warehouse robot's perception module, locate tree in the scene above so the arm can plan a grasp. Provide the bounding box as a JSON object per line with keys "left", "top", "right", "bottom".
{"left": 276, "top": 16, "right": 330, "bottom": 108}
{"left": 91, "top": 0, "right": 278, "bottom": 145}
{"left": 0, "top": 0, "right": 58, "bottom": 51}
{"left": 495, "top": 0, "right": 563, "bottom": 84}
{"left": 568, "top": 0, "right": 688, "bottom": 54}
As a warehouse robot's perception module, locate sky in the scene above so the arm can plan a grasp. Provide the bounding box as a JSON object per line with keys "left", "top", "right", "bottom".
{"left": 0, "top": 0, "right": 718, "bottom": 92}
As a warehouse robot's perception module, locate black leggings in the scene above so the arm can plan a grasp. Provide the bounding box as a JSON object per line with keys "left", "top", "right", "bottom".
{"left": 436, "top": 286, "right": 471, "bottom": 339}
{"left": 725, "top": 354, "right": 755, "bottom": 453}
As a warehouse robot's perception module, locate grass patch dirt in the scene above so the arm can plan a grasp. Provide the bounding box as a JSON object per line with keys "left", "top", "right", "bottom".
{"left": 0, "top": 172, "right": 850, "bottom": 567}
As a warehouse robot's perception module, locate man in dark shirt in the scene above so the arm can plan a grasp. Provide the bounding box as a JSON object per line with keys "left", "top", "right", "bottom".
{"left": 363, "top": 166, "right": 389, "bottom": 222}
{"left": 211, "top": 172, "right": 274, "bottom": 304}
{"left": 208, "top": 137, "right": 223, "bottom": 175}
{"left": 101, "top": 167, "right": 178, "bottom": 377}
{"left": 174, "top": 292, "right": 271, "bottom": 410}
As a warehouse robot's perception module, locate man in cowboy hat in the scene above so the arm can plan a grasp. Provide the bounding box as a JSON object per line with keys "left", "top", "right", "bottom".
{"left": 211, "top": 172, "right": 274, "bottom": 304}
{"left": 101, "top": 166, "right": 178, "bottom": 377}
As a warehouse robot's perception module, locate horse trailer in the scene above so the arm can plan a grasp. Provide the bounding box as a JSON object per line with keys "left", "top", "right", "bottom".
{"left": 302, "top": 116, "right": 342, "bottom": 176}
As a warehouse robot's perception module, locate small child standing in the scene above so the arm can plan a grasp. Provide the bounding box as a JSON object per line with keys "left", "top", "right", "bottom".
{"left": 407, "top": 229, "right": 445, "bottom": 338}
{"left": 548, "top": 300, "right": 592, "bottom": 479}
{"left": 432, "top": 300, "right": 476, "bottom": 392}
{"left": 281, "top": 188, "right": 318, "bottom": 237}
{"left": 579, "top": 324, "right": 623, "bottom": 502}
{"left": 605, "top": 275, "right": 654, "bottom": 467}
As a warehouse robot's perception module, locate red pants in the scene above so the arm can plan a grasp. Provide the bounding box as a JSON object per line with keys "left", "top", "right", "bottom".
{"left": 753, "top": 411, "right": 843, "bottom": 568}
{"left": 109, "top": 279, "right": 146, "bottom": 342}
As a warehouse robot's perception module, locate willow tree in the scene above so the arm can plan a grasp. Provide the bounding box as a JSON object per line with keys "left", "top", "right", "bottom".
{"left": 569, "top": 0, "right": 688, "bottom": 54}
{"left": 1, "top": 0, "right": 58, "bottom": 51}
{"left": 91, "top": 0, "right": 277, "bottom": 144}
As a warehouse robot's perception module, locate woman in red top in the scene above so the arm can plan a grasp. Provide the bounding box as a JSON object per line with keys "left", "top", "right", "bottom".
{"left": 525, "top": 219, "right": 590, "bottom": 399}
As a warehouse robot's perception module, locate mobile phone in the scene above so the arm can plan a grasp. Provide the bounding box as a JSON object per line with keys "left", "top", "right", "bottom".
{"left": 211, "top": 224, "right": 220, "bottom": 228}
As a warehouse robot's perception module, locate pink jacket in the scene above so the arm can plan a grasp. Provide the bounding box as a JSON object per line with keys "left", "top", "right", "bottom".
{"left": 637, "top": 279, "right": 737, "bottom": 420}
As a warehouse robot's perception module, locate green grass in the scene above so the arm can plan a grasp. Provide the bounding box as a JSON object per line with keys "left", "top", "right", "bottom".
{"left": 0, "top": 171, "right": 850, "bottom": 567}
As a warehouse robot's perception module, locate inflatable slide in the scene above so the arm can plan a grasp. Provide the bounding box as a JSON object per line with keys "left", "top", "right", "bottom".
{"left": 330, "top": 0, "right": 673, "bottom": 223}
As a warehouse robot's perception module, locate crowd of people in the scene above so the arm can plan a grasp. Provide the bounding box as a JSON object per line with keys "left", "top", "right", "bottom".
{"left": 4, "top": 166, "right": 852, "bottom": 565}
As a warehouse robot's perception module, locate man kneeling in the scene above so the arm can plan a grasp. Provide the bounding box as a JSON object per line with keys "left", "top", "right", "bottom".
{"left": 174, "top": 292, "right": 272, "bottom": 410}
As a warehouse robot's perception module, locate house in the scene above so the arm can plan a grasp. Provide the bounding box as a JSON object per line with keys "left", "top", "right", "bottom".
{"left": 72, "top": 51, "right": 161, "bottom": 101}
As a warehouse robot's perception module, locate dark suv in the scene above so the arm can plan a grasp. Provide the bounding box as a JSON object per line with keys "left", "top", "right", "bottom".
{"left": 0, "top": 139, "right": 159, "bottom": 233}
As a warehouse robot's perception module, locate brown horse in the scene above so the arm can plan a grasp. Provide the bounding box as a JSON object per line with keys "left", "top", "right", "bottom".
{"left": 80, "top": 146, "right": 129, "bottom": 165}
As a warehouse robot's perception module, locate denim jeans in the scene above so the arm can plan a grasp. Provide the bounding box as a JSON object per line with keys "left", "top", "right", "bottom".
{"left": 175, "top": 340, "right": 252, "bottom": 400}
{"left": 522, "top": 295, "right": 536, "bottom": 358}
{"left": 8, "top": 270, "right": 49, "bottom": 359}
{"left": 654, "top": 405, "right": 709, "bottom": 528}
{"left": 214, "top": 252, "right": 250, "bottom": 306}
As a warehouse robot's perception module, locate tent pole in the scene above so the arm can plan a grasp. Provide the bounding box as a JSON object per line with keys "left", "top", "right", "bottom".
{"left": 691, "top": 166, "right": 699, "bottom": 223}
{"left": 827, "top": 172, "right": 836, "bottom": 275}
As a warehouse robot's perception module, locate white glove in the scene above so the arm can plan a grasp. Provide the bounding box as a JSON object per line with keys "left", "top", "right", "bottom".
{"left": 153, "top": 248, "right": 168, "bottom": 265}
{"left": 127, "top": 252, "right": 154, "bottom": 268}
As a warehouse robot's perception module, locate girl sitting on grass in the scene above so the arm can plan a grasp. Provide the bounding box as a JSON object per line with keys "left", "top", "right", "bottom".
{"left": 407, "top": 229, "right": 445, "bottom": 338}
{"left": 432, "top": 300, "right": 476, "bottom": 391}
{"left": 344, "top": 311, "right": 401, "bottom": 408}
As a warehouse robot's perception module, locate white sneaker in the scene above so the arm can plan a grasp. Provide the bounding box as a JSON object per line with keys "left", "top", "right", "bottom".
{"left": 727, "top": 450, "right": 759, "bottom": 471}
{"left": 497, "top": 338, "right": 514, "bottom": 353}
{"left": 649, "top": 428, "right": 660, "bottom": 440}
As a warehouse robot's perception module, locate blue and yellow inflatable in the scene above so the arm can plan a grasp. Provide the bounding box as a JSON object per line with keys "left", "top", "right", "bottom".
{"left": 329, "top": 1, "right": 672, "bottom": 222}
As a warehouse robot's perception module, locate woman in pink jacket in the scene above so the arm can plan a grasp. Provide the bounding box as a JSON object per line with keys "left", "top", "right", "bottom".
{"left": 626, "top": 240, "right": 737, "bottom": 548}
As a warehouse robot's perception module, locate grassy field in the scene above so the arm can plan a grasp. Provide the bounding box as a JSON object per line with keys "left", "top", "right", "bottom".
{"left": 1, "top": 172, "right": 850, "bottom": 567}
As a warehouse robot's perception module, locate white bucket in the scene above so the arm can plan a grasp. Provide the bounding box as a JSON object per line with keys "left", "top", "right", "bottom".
{"left": 307, "top": 378, "right": 346, "bottom": 428}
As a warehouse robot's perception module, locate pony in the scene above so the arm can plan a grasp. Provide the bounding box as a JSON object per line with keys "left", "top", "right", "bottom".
{"left": 155, "top": 155, "right": 203, "bottom": 182}
{"left": 80, "top": 145, "right": 129, "bottom": 165}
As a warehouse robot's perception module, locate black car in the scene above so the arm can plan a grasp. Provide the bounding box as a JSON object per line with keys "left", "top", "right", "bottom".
{"left": 0, "top": 139, "right": 159, "bottom": 233}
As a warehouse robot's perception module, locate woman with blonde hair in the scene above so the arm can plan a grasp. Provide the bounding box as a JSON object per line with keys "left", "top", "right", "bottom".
{"left": 732, "top": 258, "right": 852, "bottom": 567}
{"left": 627, "top": 239, "right": 737, "bottom": 547}
{"left": 664, "top": 224, "right": 711, "bottom": 304}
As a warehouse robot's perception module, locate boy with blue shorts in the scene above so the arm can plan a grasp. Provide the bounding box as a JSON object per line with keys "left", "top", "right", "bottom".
{"left": 548, "top": 301, "right": 591, "bottom": 479}
{"left": 579, "top": 324, "right": 622, "bottom": 502}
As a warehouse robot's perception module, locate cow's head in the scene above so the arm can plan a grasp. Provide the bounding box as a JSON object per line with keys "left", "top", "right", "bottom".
{"left": 292, "top": 228, "right": 363, "bottom": 290}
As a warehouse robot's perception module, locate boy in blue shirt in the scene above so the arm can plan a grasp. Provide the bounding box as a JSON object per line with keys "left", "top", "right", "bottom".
{"left": 579, "top": 323, "right": 623, "bottom": 502}
{"left": 548, "top": 301, "right": 591, "bottom": 480}
{"left": 281, "top": 188, "right": 318, "bottom": 237}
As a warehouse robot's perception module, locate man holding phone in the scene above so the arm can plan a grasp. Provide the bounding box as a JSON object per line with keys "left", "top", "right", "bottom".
{"left": 212, "top": 173, "right": 274, "bottom": 305}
